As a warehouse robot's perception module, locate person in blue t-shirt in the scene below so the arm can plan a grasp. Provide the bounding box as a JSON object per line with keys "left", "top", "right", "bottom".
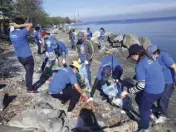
{"left": 9, "top": 17, "right": 37, "bottom": 93}
{"left": 49, "top": 61, "right": 87, "bottom": 112}
{"left": 147, "top": 45, "right": 176, "bottom": 123}
{"left": 69, "top": 29, "right": 75, "bottom": 49}
{"left": 87, "top": 55, "right": 123, "bottom": 103}
{"left": 100, "top": 28, "right": 105, "bottom": 49}
{"left": 123, "top": 44, "right": 165, "bottom": 131}
{"left": 55, "top": 41, "right": 68, "bottom": 67}
{"left": 33, "top": 26, "right": 42, "bottom": 54}
{"left": 40, "top": 31, "right": 57, "bottom": 72}
{"left": 87, "top": 28, "right": 92, "bottom": 41}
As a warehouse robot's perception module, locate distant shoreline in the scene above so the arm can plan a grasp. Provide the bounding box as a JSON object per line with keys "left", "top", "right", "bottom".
{"left": 74, "top": 16, "right": 176, "bottom": 25}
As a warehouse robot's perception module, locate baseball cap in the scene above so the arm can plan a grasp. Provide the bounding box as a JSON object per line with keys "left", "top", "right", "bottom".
{"left": 127, "top": 44, "right": 143, "bottom": 59}
{"left": 101, "top": 66, "right": 111, "bottom": 81}
{"left": 77, "top": 32, "right": 85, "bottom": 40}
{"left": 147, "top": 45, "right": 158, "bottom": 57}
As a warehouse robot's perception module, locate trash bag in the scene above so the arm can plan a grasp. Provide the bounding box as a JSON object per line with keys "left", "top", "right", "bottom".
{"left": 102, "top": 83, "right": 119, "bottom": 97}
{"left": 77, "top": 64, "right": 91, "bottom": 90}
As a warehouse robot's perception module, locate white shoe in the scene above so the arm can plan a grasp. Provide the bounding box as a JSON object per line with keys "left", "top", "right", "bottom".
{"left": 149, "top": 113, "right": 157, "bottom": 123}
{"left": 156, "top": 116, "right": 167, "bottom": 124}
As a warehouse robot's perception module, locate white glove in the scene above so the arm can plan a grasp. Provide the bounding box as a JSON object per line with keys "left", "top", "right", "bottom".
{"left": 121, "top": 91, "right": 129, "bottom": 99}
{"left": 84, "top": 60, "right": 89, "bottom": 65}
{"left": 86, "top": 97, "right": 93, "bottom": 103}
{"left": 45, "top": 52, "right": 49, "bottom": 57}
{"left": 78, "top": 58, "right": 81, "bottom": 63}
{"left": 62, "top": 59, "right": 66, "bottom": 64}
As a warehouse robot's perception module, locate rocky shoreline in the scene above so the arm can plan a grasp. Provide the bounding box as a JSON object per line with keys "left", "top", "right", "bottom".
{"left": 0, "top": 29, "right": 176, "bottom": 132}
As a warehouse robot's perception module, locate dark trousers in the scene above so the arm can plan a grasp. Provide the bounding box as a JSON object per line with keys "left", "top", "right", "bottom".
{"left": 18, "top": 56, "right": 34, "bottom": 91}
{"left": 36, "top": 42, "right": 41, "bottom": 54}
{"left": 158, "top": 83, "right": 174, "bottom": 116}
{"left": 139, "top": 91, "right": 162, "bottom": 129}
{"left": 51, "top": 84, "right": 80, "bottom": 112}
{"left": 41, "top": 57, "right": 55, "bottom": 72}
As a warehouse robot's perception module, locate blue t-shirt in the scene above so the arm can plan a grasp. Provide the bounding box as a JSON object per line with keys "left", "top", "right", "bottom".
{"left": 33, "top": 31, "right": 41, "bottom": 43}
{"left": 10, "top": 28, "right": 32, "bottom": 57}
{"left": 57, "top": 41, "right": 68, "bottom": 55}
{"left": 157, "top": 52, "right": 175, "bottom": 84}
{"left": 49, "top": 67, "right": 78, "bottom": 94}
{"left": 44, "top": 35, "right": 57, "bottom": 52}
{"left": 100, "top": 31, "right": 105, "bottom": 40}
{"left": 97, "top": 56, "right": 122, "bottom": 80}
{"left": 136, "top": 57, "right": 165, "bottom": 94}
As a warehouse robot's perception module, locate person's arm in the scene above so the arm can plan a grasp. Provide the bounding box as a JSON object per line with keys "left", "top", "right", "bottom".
{"left": 170, "top": 64, "right": 176, "bottom": 82}
{"left": 90, "top": 78, "right": 101, "bottom": 97}
{"left": 128, "top": 65, "right": 146, "bottom": 94}
{"left": 13, "top": 23, "right": 33, "bottom": 31}
{"left": 73, "top": 83, "right": 84, "bottom": 95}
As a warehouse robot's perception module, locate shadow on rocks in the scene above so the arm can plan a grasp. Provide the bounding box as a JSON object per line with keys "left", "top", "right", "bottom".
{"left": 3, "top": 94, "right": 17, "bottom": 109}
{"left": 33, "top": 68, "right": 57, "bottom": 90}
{"left": 72, "top": 108, "right": 103, "bottom": 132}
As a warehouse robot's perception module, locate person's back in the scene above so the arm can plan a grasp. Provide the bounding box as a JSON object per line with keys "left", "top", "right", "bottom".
{"left": 97, "top": 56, "right": 122, "bottom": 80}
{"left": 10, "top": 28, "right": 32, "bottom": 58}
{"left": 158, "top": 52, "right": 174, "bottom": 84}
{"left": 136, "top": 57, "right": 165, "bottom": 94}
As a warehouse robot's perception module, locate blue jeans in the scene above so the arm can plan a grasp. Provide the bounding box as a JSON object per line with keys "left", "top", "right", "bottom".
{"left": 139, "top": 91, "right": 162, "bottom": 129}
{"left": 100, "top": 39, "right": 105, "bottom": 48}
{"left": 70, "top": 39, "right": 75, "bottom": 49}
{"left": 86, "top": 63, "right": 92, "bottom": 87}
{"left": 158, "top": 83, "right": 174, "bottom": 116}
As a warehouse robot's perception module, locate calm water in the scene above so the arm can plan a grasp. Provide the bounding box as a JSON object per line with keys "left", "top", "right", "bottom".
{"left": 74, "top": 19, "right": 176, "bottom": 60}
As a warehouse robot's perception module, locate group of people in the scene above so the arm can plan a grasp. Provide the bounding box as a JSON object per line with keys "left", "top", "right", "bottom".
{"left": 9, "top": 17, "right": 176, "bottom": 132}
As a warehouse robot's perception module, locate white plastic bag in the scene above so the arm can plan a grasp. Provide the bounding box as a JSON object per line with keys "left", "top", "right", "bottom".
{"left": 102, "top": 83, "right": 119, "bottom": 97}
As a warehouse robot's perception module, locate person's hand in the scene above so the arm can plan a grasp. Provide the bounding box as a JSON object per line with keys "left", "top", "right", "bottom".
{"left": 84, "top": 60, "right": 89, "bottom": 65}
{"left": 62, "top": 59, "right": 66, "bottom": 64}
{"left": 121, "top": 91, "right": 129, "bottom": 99}
{"left": 86, "top": 97, "right": 93, "bottom": 103}
{"left": 113, "top": 79, "right": 119, "bottom": 83}
{"left": 81, "top": 93, "right": 87, "bottom": 102}
{"left": 78, "top": 58, "right": 81, "bottom": 64}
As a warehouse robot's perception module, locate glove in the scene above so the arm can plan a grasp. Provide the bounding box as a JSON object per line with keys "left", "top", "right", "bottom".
{"left": 121, "top": 91, "right": 129, "bottom": 99}
{"left": 62, "top": 59, "right": 66, "bottom": 64}
{"left": 84, "top": 60, "right": 89, "bottom": 65}
{"left": 86, "top": 97, "right": 93, "bottom": 103}
{"left": 81, "top": 93, "right": 87, "bottom": 102}
{"left": 78, "top": 58, "right": 81, "bottom": 64}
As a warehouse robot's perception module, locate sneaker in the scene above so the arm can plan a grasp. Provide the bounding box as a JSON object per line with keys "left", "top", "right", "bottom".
{"left": 155, "top": 116, "right": 167, "bottom": 124}
{"left": 149, "top": 113, "right": 157, "bottom": 123}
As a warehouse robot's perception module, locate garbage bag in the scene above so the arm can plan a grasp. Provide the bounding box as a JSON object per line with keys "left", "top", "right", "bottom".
{"left": 102, "top": 83, "right": 119, "bottom": 97}
{"left": 77, "top": 64, "right": 91, "bottom": 90}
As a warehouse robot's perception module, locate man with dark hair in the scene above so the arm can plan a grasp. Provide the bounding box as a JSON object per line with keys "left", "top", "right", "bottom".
{"left": 9, "top": 17, "right": 37, "bottom": 93}
{"left": 87, "top": 28, "right": 92, "bottom": 40}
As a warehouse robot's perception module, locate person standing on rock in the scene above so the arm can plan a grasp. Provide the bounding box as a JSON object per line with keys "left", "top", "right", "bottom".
{"left": 87, "top": 28, "right": 92, "bottom": 41}
{"left": 49, "top": 61, "right": 87, "bottom": 112}
{"left": 33, "top": 26, "right": 42, "bottom": 55}
{"left": 69, "top": 29, "right": 75, "bottom": 49}
{"left": 76, "top": 32, "right": 94, "bottom": 89}
{"left": 147, "top": 45, "right": 176, "bottom": 124}
{"left": 87, "top": 56, "right": 123, "bottom": 103}
{"left": 123, "top": 44, "right": 165, "bottom": 132}
{"left": 100, "top": 28, "right": 105, "bottom": 49}
{"left": 9, "top": 17, "right": 38, "bottom": 93}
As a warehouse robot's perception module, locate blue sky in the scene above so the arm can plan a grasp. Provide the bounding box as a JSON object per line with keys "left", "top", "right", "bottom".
{"left": 43, "top": 0, "right": 176, "bottom": 19}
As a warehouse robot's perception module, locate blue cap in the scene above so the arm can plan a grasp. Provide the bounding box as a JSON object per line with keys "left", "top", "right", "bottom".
{"left": 147, "top": 45, "right": 158, "bottom": 57}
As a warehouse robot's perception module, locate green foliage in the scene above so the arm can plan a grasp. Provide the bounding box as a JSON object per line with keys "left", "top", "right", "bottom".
{"left": 49, "top": 16, "right": 72, "bottom": 25}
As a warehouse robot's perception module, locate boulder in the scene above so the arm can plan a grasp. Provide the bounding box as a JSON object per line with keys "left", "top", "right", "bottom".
{"left": 91, "top": 31, "right": 100, "bottom": 44}
{"left": 0, "top": 92, "right": 5, "bottom": 110}
{"left": 8, "top": 102, "right": 70, "bottom": 132}
{"left": 123, "top": 34, "right": 140, "bottom": 48}
{"left": 138, "top": 37, "right": 152, "bottom": 50}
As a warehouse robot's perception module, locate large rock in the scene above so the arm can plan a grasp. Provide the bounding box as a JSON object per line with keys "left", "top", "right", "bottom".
{"left": 8, "top": 102, "right": 70, "bottom": 132}
{"left": 123, "top": 34, "right": 140, "bottom": 48}
{"left": 91, "top": 31, "right": 100, "bottom": 44}
{"left": 138, "top": 37, "right": 152, "bottom": 50}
